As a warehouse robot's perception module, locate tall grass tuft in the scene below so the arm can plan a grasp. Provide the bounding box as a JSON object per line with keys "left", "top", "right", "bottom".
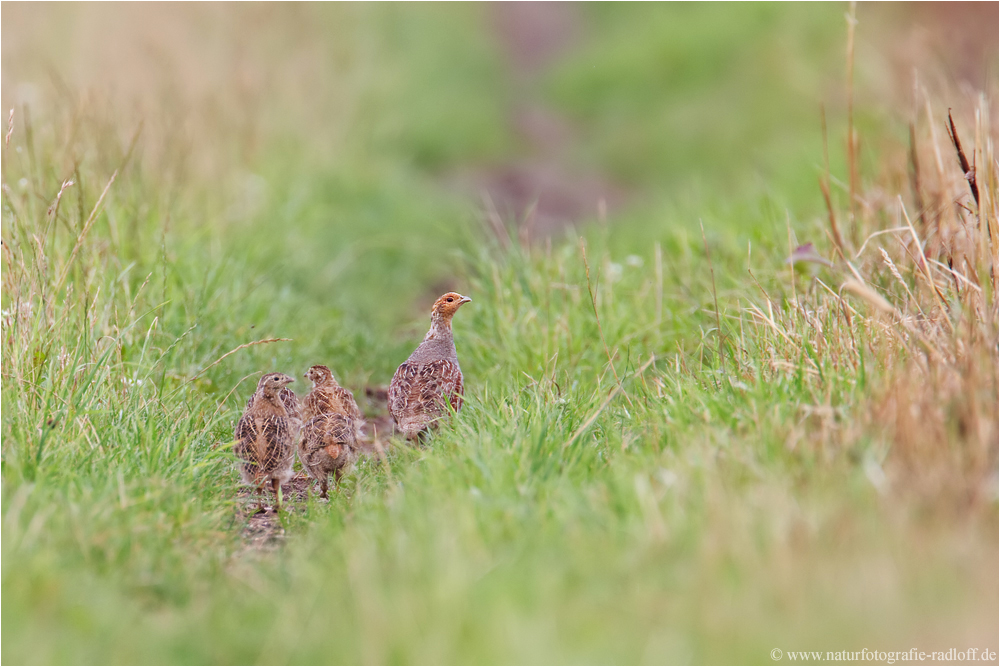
{"left": 742, "top": 93, "right": 997, "bottom": 505}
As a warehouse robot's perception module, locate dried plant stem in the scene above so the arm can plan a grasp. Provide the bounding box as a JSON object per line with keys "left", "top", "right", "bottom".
{"left": 177, "top": 338, "right": 293, "bottom": 399}
{"left": 946, "top": 109, "right": 979, "bottom": 207}
{"left": 908, "top": 123, "right": 925, "bottom": 225}
{"left": 700, "top": 220, "right": 725, "bottom": 369}
{"left": 580, "top": 238, "right": 622, "bottom": 389}
{"left": 899, "top": 197, "right": 956, "bottom": 335}
{"left": 562, "top": 353, "right": 656, "bottom": 451}
{"left": 654, "top": 241, "right": 663, "bottom": 343}
{"left": 820, "top": 104, "right": 846, "bottom": 253}
{"left": 855, "top": 227, "right": 912, "bottom": 259}
{"left": 879, "top": 247, "right": 924, "bottom": 318}
{"left": 53, "top": 169, "right": 118, "bottom": 297}
{"left": 845, "top": 1, "right": 859, "bottom": 245}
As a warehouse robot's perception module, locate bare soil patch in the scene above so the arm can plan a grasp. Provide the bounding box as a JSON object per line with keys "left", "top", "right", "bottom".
{"left": 453, "top": 2, "right": 629, "bottom": 242}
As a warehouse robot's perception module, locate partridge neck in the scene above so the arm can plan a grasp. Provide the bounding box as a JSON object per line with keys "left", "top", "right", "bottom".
{"left": 314, "top": 378, "right": 338, "bottom": 391}
{"left": 425, "top": 316, "right": 453, "bottom": 341}
{"left": 256, "top": 390, "right": 288, "bottom": 416}
{"left": 410, "top": 318, "right": 457, "bottom": 364}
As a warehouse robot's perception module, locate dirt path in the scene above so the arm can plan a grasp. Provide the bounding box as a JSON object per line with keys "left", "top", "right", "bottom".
{"left": 466, "top": 3, "right": 999, "bottom": 243}
{"left": 460, "top": 2, "right": 627, "bottom": 242}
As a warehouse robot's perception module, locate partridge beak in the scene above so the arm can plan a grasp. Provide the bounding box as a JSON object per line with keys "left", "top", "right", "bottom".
{"left": 459, "top": 295, "right": 472, "bottom": 304}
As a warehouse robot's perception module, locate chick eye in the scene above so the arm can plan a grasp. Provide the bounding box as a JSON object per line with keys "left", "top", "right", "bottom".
{"left": 447, "top": 297, "right": 454, "bottom": 302}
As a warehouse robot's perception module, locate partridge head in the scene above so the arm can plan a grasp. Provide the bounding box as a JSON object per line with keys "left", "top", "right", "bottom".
{"left": 430, "top": 292, "right": 472, "bottom": 323}
{"left": 258, "top": 372, "right": 295, "bottom": 398}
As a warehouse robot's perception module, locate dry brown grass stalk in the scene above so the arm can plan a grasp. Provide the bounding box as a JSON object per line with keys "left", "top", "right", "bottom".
{"left": 845, "top": 1, "right": 860, "bottom": 246}
{"left": 701, "top": 220, "right": 726, "bottom": 370}
{"left": 183, "top": 337, "right": 294, "bottom": 388}
{"left": 946, "top": 109, "right": 979, "bottom": 207}
{"left": 820, "top": 104, "right": 847, "bottom": 254}
{"left": 748, "top": 87, "right": 997, "bottom": 507}
{"left": 580, "top": 238, "right": 623, "bottom": 389}
{"left": 52, "top": 169, "right": 118, "bottom": 298}
{"left": 561, "top": 353, "right": 656, "bottom": 452}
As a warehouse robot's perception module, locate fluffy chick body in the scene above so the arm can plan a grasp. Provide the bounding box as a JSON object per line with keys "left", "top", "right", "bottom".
{"left": 388, "top": 292, "right": 471, "bottom": 439}
{"left": 298, "top": 365, "right": 362, "bottom": 497}
{"left": 234, "top": 373, "right": 301, "bottom": 510}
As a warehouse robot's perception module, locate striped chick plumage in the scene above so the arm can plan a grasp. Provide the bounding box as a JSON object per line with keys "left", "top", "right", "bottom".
{"left": 298, "top": 365, "right": 362, "bottom": 497}
{"left": 234, "top": 373, "right": 301, "bottom": 511}
{"left": 245, "top": 384, "right": 300, "bottom": 421}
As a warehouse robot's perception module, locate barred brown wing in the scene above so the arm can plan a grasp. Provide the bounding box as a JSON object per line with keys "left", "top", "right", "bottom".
{"left": 389, "top": 359, "right": 464, "bottom": 428}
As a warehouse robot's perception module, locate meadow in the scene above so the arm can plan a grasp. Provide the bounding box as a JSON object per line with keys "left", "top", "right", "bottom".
{"left": 2, "top": 4, "right": 997, "bottom": 664}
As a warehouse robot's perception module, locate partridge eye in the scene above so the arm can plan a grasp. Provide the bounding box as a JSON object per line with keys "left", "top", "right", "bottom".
{"left": 447, "top": 297, "right": 454, "bottom": 302}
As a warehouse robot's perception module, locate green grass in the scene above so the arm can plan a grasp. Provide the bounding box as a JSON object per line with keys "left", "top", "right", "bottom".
{"left": 3, "top": 4, "right": 997, "bottom": 664}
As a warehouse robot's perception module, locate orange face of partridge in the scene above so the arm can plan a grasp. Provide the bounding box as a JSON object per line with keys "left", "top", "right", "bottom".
{"left": 430, "top": 292, "right": 472, "bottom": 322}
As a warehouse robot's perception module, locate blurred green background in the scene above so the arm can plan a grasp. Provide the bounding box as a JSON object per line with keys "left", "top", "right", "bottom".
{"left": 3, "top": 2, "right": 994, "bottom": 328}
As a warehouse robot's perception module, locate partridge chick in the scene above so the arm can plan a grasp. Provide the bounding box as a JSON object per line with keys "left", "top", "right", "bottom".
{"left": 298, "top": 365, "right": 363, "bottom": 498}
{"left": 234, "top": 373, "right": 301, "bottom": 512}
{"left": 388, "top": 292, "right": 471, "bottom": 440}
{"left": 301, "top": 365, "right": 365, "bottom": 436}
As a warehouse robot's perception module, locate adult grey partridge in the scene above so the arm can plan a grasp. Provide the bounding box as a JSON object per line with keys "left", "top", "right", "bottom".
{"left": 298, "top": 365, "right": 363, "bottom": 498}
{"left": 388, "top": 292, "right": 471, "bottom": 440}
{"left": 234, "top": 373, "right": 301, "bottom": 512}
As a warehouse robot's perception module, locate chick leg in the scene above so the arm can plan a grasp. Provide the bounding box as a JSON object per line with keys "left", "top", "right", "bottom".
{"left": 271, "top": 477, "right": 282, "bottom": 512}
{"left": 320, "top": 477, "right": 329, "bottom": 500}
{"left": 255, "top": 483, "right": 266, "bottom": 514}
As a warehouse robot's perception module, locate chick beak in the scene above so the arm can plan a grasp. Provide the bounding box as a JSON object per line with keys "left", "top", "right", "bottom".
{"left": 458, "top": 295, "right": 472, "bottom": 305}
